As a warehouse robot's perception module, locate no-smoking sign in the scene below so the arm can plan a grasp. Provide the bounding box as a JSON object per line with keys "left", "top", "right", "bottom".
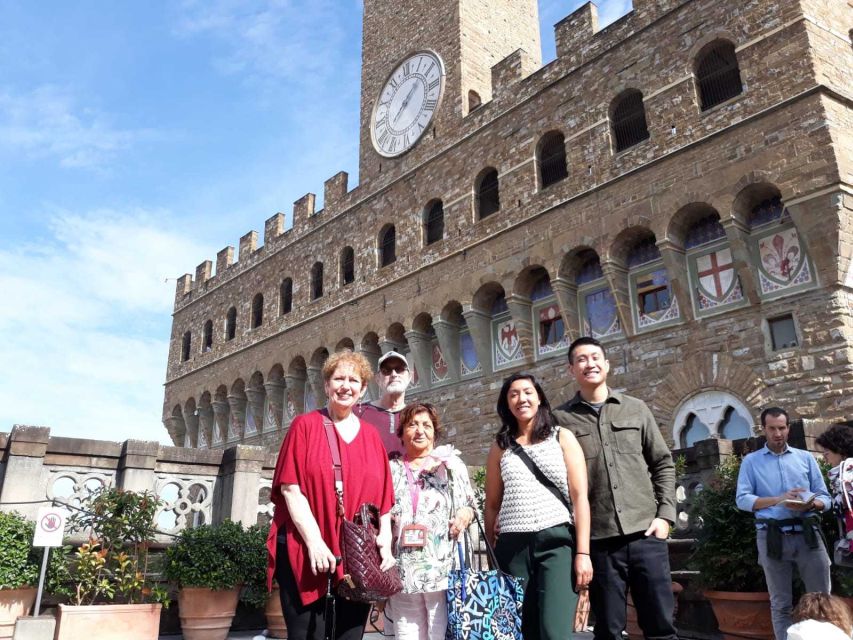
{"left": 32, "top": 507, "right": 67, "bottom": 547}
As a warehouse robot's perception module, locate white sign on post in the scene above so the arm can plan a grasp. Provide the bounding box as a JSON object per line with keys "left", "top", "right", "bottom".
{"left": 32, "top": 507, "right": 67, "bottom": 548}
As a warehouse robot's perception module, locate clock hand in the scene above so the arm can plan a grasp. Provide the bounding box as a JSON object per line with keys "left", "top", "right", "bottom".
{"left": 393, "top": 83, "right": 418, "bottom": 125}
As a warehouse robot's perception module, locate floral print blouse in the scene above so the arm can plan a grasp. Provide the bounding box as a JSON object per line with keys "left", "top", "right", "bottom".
{"left": 389, "top": 445, "right": 477, "bottom": 594}
{"left": 828, "top": 458, "right": 853, "bottom": 552}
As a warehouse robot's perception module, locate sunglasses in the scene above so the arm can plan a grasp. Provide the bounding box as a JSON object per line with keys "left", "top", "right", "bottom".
{"left": 380, "top": 365, "right": 408, "bottom": 375}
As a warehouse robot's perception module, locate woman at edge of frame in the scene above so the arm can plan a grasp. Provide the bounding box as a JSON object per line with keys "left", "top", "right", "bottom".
{"left": 484, "top": 371, "right": 593, "bottom": 640}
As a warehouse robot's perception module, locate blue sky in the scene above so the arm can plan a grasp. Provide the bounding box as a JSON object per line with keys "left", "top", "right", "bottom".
{"left": 0, "top": 0, "right": 631, "bottom": 444}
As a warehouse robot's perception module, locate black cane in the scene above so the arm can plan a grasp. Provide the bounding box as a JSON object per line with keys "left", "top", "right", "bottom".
{"left": 324, "top": 556, "right": 342, "bottom": 640}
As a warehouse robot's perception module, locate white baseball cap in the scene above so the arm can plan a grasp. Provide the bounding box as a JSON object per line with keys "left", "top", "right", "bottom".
{"left": 377, "top": 351, "right": 409, "bottom": 369}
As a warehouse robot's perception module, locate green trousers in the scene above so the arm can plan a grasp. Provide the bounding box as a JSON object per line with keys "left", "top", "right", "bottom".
{"left": 494, "top": 523, "right": 577, "bottom": 640}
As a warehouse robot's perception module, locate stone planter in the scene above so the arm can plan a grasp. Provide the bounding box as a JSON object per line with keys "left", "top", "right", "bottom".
{"left": 704, "top": 590, "right": 773, "bottom": 640}
{"left": 178, "top": 587, "right": 240, "bottom": 640}
{"left": 54, "top": 603, "right": 162, "bottom": 640}
{"left": 265, "top": 586, "right": 287, "bottom": 638}
{"left": 0, "top": 588, "right": 36, "bottom": 639}
{"left": 626, "top": 582, "right": 683, "bottom": 639}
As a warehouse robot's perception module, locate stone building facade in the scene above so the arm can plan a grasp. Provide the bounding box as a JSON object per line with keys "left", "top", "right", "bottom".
{"left": 163, "top": 0, "right": 853, "bottom": 466}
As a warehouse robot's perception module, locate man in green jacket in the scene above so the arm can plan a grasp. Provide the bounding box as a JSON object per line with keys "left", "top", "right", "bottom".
{"left": 553, "top": 336, "right": 678, "bottom": 640}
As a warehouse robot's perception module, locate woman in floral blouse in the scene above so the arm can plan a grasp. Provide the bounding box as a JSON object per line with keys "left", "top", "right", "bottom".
{"left": 386, "top": 402, "right": 476, "bottom": 640}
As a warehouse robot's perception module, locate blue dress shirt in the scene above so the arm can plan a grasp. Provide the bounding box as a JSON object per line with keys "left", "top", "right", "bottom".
{"left": 735, "top": 444, "right": 831, "bottom": 527}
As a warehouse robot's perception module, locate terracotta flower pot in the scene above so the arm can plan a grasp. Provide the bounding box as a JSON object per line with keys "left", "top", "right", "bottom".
{"left": 0, "top": 588, "right": 36, "bottom": 639}
{"left": 178, "top": 587, "right": 240, "bottom": 640}
{"left": 265, "top": 586, "right": 287, "bottom": 638}
{"left": 54, "top": 603, "right": 162, "bottom": 640}
{"left": 704, "top": 590, "right": 773, "bottom": 640}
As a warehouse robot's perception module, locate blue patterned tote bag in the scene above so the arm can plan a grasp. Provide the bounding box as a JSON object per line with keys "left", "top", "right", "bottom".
{"left": 445, "top": 521, "right": 524, "bottom": 640}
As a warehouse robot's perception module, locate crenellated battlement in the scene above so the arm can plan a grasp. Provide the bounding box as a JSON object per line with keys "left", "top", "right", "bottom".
{"left": 491, "top": 48, "right": 539, "bottom": 100}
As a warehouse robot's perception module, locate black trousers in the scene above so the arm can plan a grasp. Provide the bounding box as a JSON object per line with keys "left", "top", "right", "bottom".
{"left": 275, "top": 541, "right": 370, "bottom": 640}
{"left": 589, "top": 533, "right": 677, "bottom": 640}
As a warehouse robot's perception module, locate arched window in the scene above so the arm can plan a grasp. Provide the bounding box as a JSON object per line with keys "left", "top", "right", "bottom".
{"left": 424, "top": 201, "right": 444, "bottom": 245}
{"left": 468, "top": 90, "right": 482, "bottom": 111}
{"left": 251, "top": 293, "right": 264, "bottom": 328}
{"left": 696, "top": 41, "right": 743, "bottom": 111}
{"left": 612, "top": 90, "right": 649, "bottom": 151}
{"left": 202, "top": 320, "right": 213, "bottom": 352}
{"left": 341, "top": 246, "right": 355, "bottom": 285}
{"left": 719, "top": 406, "right": 751, "bottom": 440}
{"left": 280, "top": 278, "right": 293, "bottom": 315}
{"left": 680, "top": 413, "right": 711, "bottom": 448}
{"left": 380, "top": 225, "right": 396, "bottom": 267}
{"left": 538, "top": 132, "right": 568, "bottom": 189}
{"left": 576, "top": 250, "right": 622, "bottom": 340}
{"left": 477, "top": 169, "right": 500, "bottom": 219}
{"left": 181, "top": 331, "right": 192, "bottom": 362}
{"left": 225, "top": 307, "right": 237, "bottom": 341}
{"left": 626, "top": 234, "right": 680, "bottom": 331}
{"left": 310, "top": 262, "right": 324, "bottom": 300}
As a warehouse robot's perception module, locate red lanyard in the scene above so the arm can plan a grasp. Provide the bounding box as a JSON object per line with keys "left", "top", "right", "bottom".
{"left": 403, "top": 457, "right": 422, "bottom": 517}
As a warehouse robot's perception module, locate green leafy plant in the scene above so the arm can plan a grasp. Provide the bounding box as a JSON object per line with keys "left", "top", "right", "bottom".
{"left": 59, "top": 487, "right": 169, "bottom": 606}
{"left": 0, "top": 511, "right": 45, "bottom": 589}
{"left": 689, "top": 456, "right": 767, "bottom": 592}
{"left": 164, "top": 520, "right": 256, "bottom": 598}
{"left": 472, "top": 466, "right": 486, "bottom": 517}
{"left": 240, "top": 523, "right": 271, "bottom": 609}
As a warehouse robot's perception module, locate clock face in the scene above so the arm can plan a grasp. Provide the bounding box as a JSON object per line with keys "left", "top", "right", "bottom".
{"left": 371, "top": 51, "right": 445, "bottom": 158}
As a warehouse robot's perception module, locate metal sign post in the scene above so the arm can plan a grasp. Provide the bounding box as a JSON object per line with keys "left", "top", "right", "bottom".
{"left": 31, "top": 507, "right": 67, "bottom": 616}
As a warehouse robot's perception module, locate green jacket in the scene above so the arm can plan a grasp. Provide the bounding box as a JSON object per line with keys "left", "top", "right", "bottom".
{"left": 553, "top": 390, "right": 676, "bottom": 540}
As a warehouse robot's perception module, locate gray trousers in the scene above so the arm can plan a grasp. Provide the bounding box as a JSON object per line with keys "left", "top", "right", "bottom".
{"left": 755, "top": 529, "right": 831, "bottom": 640}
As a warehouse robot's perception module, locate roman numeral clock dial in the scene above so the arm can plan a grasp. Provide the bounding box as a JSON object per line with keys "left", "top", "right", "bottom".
{"left": 371, "top": 51, "right": 445, "bottom": 158}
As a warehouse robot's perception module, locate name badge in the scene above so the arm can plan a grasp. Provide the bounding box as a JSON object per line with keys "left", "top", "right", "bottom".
{"left": 401, "top": 523, "right": 428, "bottom": 548}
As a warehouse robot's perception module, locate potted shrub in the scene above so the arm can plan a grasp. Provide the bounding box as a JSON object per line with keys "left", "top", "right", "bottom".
{"left": 242, "top": 523, "right": 286, "bottom": 638}
{"left": 164, "top": 520, "right": 256, "bottom": 640}
{"left": 0, "top": 511, "right": 46, "bottom": 639}
{"left": 689, "top": 456, "right": 772, "bottom": 640}
{"left": 52, "top": 487, "right": 168, "bottom": 640}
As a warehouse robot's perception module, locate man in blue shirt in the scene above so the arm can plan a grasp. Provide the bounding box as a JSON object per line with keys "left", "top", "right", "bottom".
{"left": 736, "top": 406, "right": 831, "bottom": 640}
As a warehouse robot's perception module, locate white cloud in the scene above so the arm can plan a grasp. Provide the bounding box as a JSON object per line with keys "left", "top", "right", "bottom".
{"left": 0, "top": 209, "right": 214, "bottom": 444}
{"left": 0, "top": 85, "right": 154, "bottom": 170}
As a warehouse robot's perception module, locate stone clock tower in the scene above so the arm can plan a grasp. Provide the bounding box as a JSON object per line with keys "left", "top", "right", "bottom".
{"left": 358, "top": 0, "right": 541, "bottom": 184}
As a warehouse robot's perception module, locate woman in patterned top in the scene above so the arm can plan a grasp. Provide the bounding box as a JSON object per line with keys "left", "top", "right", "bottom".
{"left": 484, "top": 372, "right": 592, "bottom": 640}
{"left": 386, "top": 402, "right": 477, "bottom": 640}
{"left": 816, "top": 423, "right": 853, "bottom": 562}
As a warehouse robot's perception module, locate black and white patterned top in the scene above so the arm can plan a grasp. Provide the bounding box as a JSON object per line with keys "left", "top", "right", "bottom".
{"left": 498, "top": 429, "right": 573, "bottom": 533}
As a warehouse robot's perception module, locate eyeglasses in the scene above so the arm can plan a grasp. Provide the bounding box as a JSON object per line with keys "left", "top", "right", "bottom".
{"left": 381, "top": 365, "right": 408, "bottom": 375}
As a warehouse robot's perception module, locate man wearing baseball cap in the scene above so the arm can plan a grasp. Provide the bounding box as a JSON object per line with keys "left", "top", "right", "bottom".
{"left": 358, "top": 350, "right": 410, "bottom": 455}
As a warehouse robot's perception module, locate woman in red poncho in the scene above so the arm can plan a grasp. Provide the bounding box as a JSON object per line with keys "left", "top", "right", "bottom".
{"left": 267, "top": 351, "right": 396, "bottom": 640}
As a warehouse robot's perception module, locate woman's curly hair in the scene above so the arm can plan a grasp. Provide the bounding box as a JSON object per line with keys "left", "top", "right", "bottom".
{"left": 816, "top": 422, "right": 853, "bottom": 459}
{"left": 792, "top": 592, "right": 853, "bottom": 635}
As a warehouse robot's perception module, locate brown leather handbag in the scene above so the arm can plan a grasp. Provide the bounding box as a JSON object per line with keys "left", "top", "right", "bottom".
{"left": 322, "top": 413, "right": 402, "bottom": 602}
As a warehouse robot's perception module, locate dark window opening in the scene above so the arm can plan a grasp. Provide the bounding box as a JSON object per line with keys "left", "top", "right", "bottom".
{"left": 639, "top": 286, "right": 670, "bottom": 315}
{"left": 225, "top": 307, "right": 237, "bottom": 341}
{"left": 251, "top": 293, "right": 263, "bottom": 328}
{"left": 477, "top": 169, "right": 500, "bottom": 219}
{"left": 468, "top": 90, "right": 482, "bottom": 111}
{"left": 769, "top": 315, "right": 798, "bottom": 350}
{"left": 202, "top": 320, "right": 213, "bottom": 352}
{"left": 341, "top": 247, "right": 355, "bottom": 285}
{"left": 696, "top": 42, "right": 743, "bottom": 110}
{"left": 181, "top": 331, "right": 192, "bottom": 362}
{"left": 311, "top": 263, "right": 324, "bottom": 300}
{"left": 612, "top": 91, "right": 650, "bottom": 151}
{"left": 380, "top": 226, "right": 396, "bottom": 267}
{"left": 539, "top": 133, "right": 568, "bottom": 189}
{"left": 425, "top": 201, "right": 444, "bottom": 245}
{"left": 280, "top": 279, "right": 293, "bottom": 314}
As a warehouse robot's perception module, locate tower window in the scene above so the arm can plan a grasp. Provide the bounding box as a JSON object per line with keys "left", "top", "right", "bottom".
{"left": 768, "top": 314, "right": 798, "bottom": 350}
{"left": 202, "top": 320, "right": 213, "bottom": 352}
{"left": 696, "top": 41, "right": 743, "bottom": 110}
{"left": 181, "top": 331, "right": 192, "bottom": 362}
{"left": 225, "top": 307, "right": 237, "bottom": 341}
{"left": 538, "top": 132, "right": 568, "bottom": 189}
{"left": 251, "top": 293, "right": 264, "bottom": 329}
{"left": 380, "top": 225, "right": 396, "bottom": 267}
{"left": 280, "top": 278, "right": 293, "bottom": 314}
{"left": 424, "top": 201, "right": 444, "bottom": 245}
{"left": 341, "top": 246, "right": 355, "bottom": 285}
{"left": 477, "top": 169, "right": 500, "bottom": 219}
{"left": 612, "top": 90, "right": 650, "bottom": 151}
{"left": 311, "top": 262, "right": 324, "bottom": 300}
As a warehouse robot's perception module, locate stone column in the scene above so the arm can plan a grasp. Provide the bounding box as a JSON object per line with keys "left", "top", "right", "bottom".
{"left": 657, "top": 240, "right": 694, "bottom": 323}
{"left": 404, "top": 329, "right": 434, "bottom": 391}
{"left": 462, "top": 307, "right": 494, "bottom": 376}
{"left": 550, "top": 276, "right": 580, "bottom": 341}
{"left": 433, "top": 319, "right": 461, "bottom": 382}
{"left": 0, "top": 425, "right": 50, "bottom": 520}
{"left": 226, "top": 394, "right": 247, "bottom": 442}
{"left": 197, "top": 404, "right": 214, "bottom": 448}
{"left": 263, "top": 379, "right": 286, "bottom": 432}
{"left": 601, "top": 260, "right": 634, "bottom": 337}
{"left": 211, "top": 400, "right": 230, "bottom": 445}
{"left": 118, "top": 440, "right": 159, "bottom": 494}
{"left": 721, "top": 218, "right": 760, "bottom": 304}
{"left": 164, "top": 415, "right": 186, "bottom": 447}
{"left": 218, "top": 445, "right": 267, "bottom": 527}
{"left": 506, "top": 293, "right": 535, "bottom": 365}
{"left": 245, "top": 386, "right": 265, "bottom": 437}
